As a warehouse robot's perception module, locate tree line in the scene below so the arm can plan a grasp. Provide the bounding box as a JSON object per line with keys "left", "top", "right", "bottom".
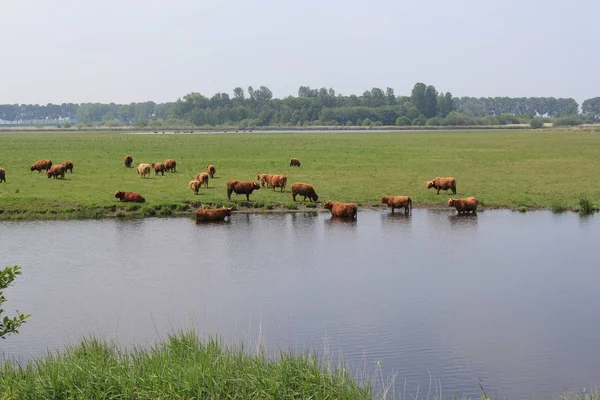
{"left": 1, "top": 83, "right": 599, "bottom": 127}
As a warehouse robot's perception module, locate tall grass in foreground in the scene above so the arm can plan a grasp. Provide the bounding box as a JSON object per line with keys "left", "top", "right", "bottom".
{"left": 0, "top": 332, "right": 371, "bottom": 399}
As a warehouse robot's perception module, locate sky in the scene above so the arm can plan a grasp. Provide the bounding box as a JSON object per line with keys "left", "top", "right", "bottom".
{"left": 1, "top": 0, "right": 598, "bottom": 104}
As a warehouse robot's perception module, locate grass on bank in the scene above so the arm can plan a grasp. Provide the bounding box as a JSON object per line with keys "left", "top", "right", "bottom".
{"left": 0, "top": 130, "right": 599, "bottom": 219}
{"left": 0, "top": 332, "right": 370, "bottom": 399}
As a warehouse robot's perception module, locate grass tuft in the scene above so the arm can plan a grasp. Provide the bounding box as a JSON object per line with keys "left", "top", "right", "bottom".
{"left": 578, "top": 198, "right": 595, "bottom": 215}
{"left": 551, "top": 203, "right": 568, "bottom": 214}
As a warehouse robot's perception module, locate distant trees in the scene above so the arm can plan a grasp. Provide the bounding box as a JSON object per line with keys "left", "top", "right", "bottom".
{"left": 0, "top": 83, "right": 597, "bottom": 127}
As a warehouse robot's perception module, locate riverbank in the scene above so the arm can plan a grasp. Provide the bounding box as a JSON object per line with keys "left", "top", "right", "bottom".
{"left": 0, "top": 130, "right": 598, "bottom": 220}
{"left": 0, "top": 332, "right": 371, "bottom": 399}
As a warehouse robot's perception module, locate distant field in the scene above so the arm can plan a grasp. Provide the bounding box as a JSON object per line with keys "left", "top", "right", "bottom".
{"left": 0, "top": 130, "right": 599, "bottom": 219}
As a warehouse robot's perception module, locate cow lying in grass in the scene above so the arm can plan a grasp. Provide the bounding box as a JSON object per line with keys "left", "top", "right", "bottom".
{"left": 114, "top": 191, "right": 146, "bottom": 203}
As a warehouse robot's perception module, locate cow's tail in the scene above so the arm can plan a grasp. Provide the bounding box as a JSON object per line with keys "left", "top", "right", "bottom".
{"left": 408, "top": 197, "right": 413, "bottom": 211}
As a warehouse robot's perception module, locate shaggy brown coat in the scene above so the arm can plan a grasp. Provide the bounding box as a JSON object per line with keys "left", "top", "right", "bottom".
{"left": 47, "top": 165, "right": 65, "bottom": 179}
{"left": 152, "top": 162, "right": 166, "bottom": 176}
{"left": 323, "top": 201, "right": 357, "bottom": 219}
{"left": 30, "top": 159, "right": 52, "bottom": 173}
{"left": 114, "top": 190, "right": 146, "bottom": 203}
{"left": 289, "top": 158, "right": 301, "bottom": 167}
{"left": 257, "top": 173, "right": 270, "bottom": 187}
{"left": 195, "top": 172, "right": 209, "bottom": 188}
{"left": 124, "top": 155, "right": 133, "bottom": 168}
{"left": 189, "top": 180, "right": 202, "bottom": 195}
{"left": 136, "top": 163, "right": 151, "bottom": 178}
{"left": 448, "top": 197, "right": 478, "bottom": 214}
{"left": 426, "top": 177, "right": 456, "bottom": 195}
{"left": 206, "top": 164, "right": 216, "bottom": 178}
{"left": 380, "top": 195, "right": 412, "bottom": 213}
{"left": 164, "top": 159, "right": 177, "bottom": 172}
{"left": 0, "top": 168, "right": 5, "bottom": 183}
{"left": 266, "top": 174, "right": 287, "bottom": 192}
{"left": 226, "top": 180, "right": 260, "bottom": 201}
{"left": 291, "top": 182, "right": 318, "bottom": 202}
{"left": 62, "top": 160, "right": 73, "bottom": 173}
{"left": 196, "top": 207, "right": 232, "bottom": 223}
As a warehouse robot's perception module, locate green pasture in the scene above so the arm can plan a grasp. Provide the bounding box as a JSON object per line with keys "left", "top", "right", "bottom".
{"left": 0, "top": 130, "right": 599, "bottom": 219}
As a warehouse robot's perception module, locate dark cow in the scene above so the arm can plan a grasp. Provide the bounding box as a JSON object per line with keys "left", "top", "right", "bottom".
{"left": 226, "top": 180, "right": 260, "bottom": 201}
{"left": 289, "top": 158, "right": 301, "bottom": 167}
{"left": 124, "top": 155, "right": 133, "bottom": 168}
{"left": 291, "top": 182, "right": 318, "bottom": 202}
{"left": 206, "top": 164, "right": 216, "bottom": 178}
{"left": 114, "top": 190, "right": 146, "bottom": 203}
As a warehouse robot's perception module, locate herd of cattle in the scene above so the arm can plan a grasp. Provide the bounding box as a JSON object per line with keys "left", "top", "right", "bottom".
{"left": 1, "top": 156, "right": 478, "bottom": 223}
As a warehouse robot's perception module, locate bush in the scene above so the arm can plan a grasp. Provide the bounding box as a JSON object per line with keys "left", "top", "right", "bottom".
{"left": 0, "top": 266, "right": 30, "bottom": 339}
{"left": 63, "top": 122, "right": 72, "bottom": 128}
{"left": 395, "top": 116, "right": 411, "bottom": 126}
{"left": 361, "top": 118, "right": 372, "bottom": 127}
{"left": 345, "top": 120, "right": 353, "bottom": 126}
{"left": 530, "top": 118, "right": 544, "bottom": 129}
{"left": 426, "top": 117, "right": 442, "bottom": 126}
{"left": 412, "top": 115, "right": 428, "bottom": 126}
{"left": 553, "top": 117, "right": 583, "bottom": 127}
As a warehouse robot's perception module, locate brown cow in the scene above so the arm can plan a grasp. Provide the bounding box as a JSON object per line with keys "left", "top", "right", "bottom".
{"left": 61, "top": 160, "right": 73, "bottom": 173}
{"left": 266, "top": 174, "right": 287, "bottom": 192}
{"left": 196, "top": 207, "right": 232, "bottom": 223}
{"left": 30, "top": 159, "right": 52, "bottom": 173}
{"left": 426, "top": 177, "right": 456, "bottom": 195}
{"left": 114, "top": 190, "right": 146, "bottom": 203}
{"left": 189, "top": 180, "right": 202, "bottom": 195}
{"left": 291, "top": 182, "right": 318, "bottom": 202}
{"left": 289, "top": 158, "right": 301, "bottom": 167}
{"left": 206, "top": 164, "right": 216, "bottom": 178}
{"left": 227, "top": 180, "right": 260, "bottom": 201}
{"left": 257, "top": 173, "right": 270, "bottom": 188}
{"left": 47, "top": 164, "right": 65, "bottom": 179}
{"left": 195, "top": 172, "right": 209, "bottom": 188}
{"left": 164, "top": 159, "right": 177, "bottom": 172}
{"left": 136, "top": 163, "right": 151, "bottom": 178}
{"left": 380, "top": 195, "right": 412, "bottom": 213}
{"left": 124, "top": 155, "right": 133, "bottom": 168}
{"left": 448, "top": 197, "right": 478, "bottom": 214}
{"left": 151, "top": 162, "right": 166, "bottom": 176}
{"left": 323, "top": 201, "right": 357, "bottom": 219}
{"left": 0, "top": 168, "right": 5, "bottom": 183}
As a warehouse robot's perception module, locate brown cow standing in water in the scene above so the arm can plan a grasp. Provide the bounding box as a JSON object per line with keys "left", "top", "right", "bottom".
{"left": 196, "top": 207, "right": 232, "bottom": 223}
{"left": 426, "top": 177, "right": 456, "bottom": 195}
{"left": 323, "top": 201, "right": 357, "bottom": 219}
{"left": 448, "top": 197, "right": 478, "bottom": 214}
{"left": 380, "top": 195, "right": 412, "bottom": 213}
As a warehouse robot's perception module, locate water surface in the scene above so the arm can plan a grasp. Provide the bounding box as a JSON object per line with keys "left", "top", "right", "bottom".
{"left": 1, "top": 210, "right": 598, "bottom": 399}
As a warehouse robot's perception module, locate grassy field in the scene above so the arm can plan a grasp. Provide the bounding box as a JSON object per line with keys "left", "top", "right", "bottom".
{"left": 0, "top": 130, "right": 599, "bottom": 219}
{"left": 0, "top": 332, "right": 370, "bottom": 399}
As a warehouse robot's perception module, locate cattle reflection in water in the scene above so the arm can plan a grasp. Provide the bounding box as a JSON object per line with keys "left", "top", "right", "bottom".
{"left": 325, "top": 216, "right": 358, "bottom": 228}
{"left": 381, "top": 211, "right": 412, "bottom": 225}
{"left": 448, "top": 213, "right": 478, "bottom": 227}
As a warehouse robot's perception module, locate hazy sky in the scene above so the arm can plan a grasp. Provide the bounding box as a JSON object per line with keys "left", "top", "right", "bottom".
{"left": 1, "top": 0, "right": 598, "bottom": 104}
